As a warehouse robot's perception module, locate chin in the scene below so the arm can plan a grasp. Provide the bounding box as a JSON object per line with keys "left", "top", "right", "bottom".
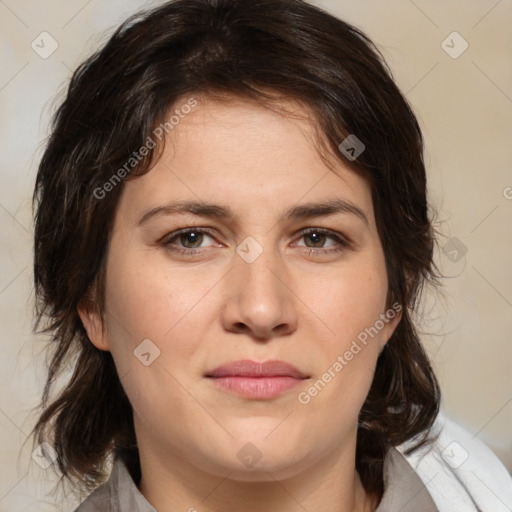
{"left": 221, "top": 458, "right": 311, "bottom": 483}
{"left": 202, "top": 441, "right": 316, "bottom": 482}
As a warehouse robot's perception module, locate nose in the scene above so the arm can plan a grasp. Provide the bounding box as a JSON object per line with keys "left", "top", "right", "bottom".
{"left": 221, "top": 245, "right": 298, "bottom": 341}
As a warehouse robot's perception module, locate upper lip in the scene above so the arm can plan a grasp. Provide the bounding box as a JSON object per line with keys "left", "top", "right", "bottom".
{"left": 206, "top": 360, "right": 308, "bottom": 379}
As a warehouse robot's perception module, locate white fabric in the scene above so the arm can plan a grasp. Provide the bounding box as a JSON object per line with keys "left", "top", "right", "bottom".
{"left": 399, "top": 410, "right": 512, "bottom": 512}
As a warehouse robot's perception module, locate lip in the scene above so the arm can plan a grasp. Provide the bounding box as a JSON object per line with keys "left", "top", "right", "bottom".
{"left": 206, "top": 360, "right": 309, "bottom": 400}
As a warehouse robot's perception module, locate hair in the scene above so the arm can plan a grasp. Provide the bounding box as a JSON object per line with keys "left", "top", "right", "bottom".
{"left": 32, "top": 0, "right": 440, "bottom": 500}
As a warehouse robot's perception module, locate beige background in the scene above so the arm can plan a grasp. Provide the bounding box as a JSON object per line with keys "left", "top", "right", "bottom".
{"left": 0, "top": 0, "right": 511, "bottom": 510}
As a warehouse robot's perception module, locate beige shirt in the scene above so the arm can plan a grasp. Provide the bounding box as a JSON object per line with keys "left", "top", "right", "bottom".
{"left": 73, "top": 447, "right": 439, "bottom": 511}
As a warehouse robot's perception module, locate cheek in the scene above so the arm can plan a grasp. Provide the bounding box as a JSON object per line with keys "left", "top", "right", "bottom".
{"left": 104, "top": 244, "right": 207, "bottom": 340}
{"left": 297, "top": 273, "right": 388, "bottom": 442}
{"left": 299, "top": 251, "right": 389, "bottom": 408}
{"left": 102, "top": 243, "right": 221, "bottom": 387}
{"left": 101, "top": 255, "right": 208, "bottom": 434}
{"left": 312, "top": 255, "right": 389, "bottom": 348}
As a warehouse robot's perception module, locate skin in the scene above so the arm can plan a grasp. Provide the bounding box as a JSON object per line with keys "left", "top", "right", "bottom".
{"left": 79, "top": 95, "right": 401, "bottom": 512}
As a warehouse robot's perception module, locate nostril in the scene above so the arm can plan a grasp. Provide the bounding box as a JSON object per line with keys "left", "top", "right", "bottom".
{"left": 274, "top": 323, "right": 289, "bottom": 335}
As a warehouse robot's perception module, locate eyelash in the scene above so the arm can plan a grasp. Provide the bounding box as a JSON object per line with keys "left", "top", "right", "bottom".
{"left": 160, "top": 227, "right": 350, "bottom": 256}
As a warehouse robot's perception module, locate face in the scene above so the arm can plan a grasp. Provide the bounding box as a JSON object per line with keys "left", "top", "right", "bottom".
{"left": 80, "top": 95, "right": 401, "bottom": 483}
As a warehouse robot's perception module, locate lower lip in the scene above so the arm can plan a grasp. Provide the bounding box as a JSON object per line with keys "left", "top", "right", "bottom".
{"left": 208, "top": 376, "right": 303, "bottom": 399}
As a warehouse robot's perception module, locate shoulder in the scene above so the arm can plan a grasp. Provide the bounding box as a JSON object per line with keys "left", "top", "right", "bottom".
{"left": 72, "top": 458, "right": 156, "bottom": 512}
{"left": 72, "top": 483, "right": 112, "bottom": 512}
{"left": 72, "top": 468, "right": 117, "bottom": 512}
{"left": 398, "top": 410, "right": 512, "bottom": 512}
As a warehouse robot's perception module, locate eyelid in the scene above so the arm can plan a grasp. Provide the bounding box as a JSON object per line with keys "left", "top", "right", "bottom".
{"left": 292, "top": 227, "right": 350, "bottom": 247}
{"left": 159, "top": 226, "right": 219, "bottom": 246}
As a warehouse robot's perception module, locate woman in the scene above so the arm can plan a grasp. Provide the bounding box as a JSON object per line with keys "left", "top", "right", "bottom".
{"left": 31, "top": 0, "right": 512, "bottom": 510}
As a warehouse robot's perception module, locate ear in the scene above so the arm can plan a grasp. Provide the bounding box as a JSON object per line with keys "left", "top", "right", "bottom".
{"left": 378, "top": 302, "right": 403, "bottom": 351}
{"left": 77, "top": 297, "right": 110, "bottom": 351}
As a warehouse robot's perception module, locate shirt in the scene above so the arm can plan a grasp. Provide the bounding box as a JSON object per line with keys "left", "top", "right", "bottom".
{"left": 72, "top": 447, "right": 438, "bottom": 512}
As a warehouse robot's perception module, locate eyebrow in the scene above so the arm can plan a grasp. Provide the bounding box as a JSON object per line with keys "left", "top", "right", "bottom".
{"left": 137, "top": 198, "right": 369, "bottom": 228}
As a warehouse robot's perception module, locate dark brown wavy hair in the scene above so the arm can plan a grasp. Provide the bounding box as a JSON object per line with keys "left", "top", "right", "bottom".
{"left": 31, "top": 0, "right": 440, "bottom": 501}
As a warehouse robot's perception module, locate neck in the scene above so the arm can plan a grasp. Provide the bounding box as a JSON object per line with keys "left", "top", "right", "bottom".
{"left": 136, "top": 431, "right": 379, "bottom": 512}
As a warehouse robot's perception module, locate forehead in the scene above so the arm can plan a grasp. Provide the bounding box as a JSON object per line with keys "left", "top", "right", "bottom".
{"left": 116, "top": 95, "right": 375, "bottom": 228}
{"left": 169, "top": 94, "right": 320, "bottom": 166}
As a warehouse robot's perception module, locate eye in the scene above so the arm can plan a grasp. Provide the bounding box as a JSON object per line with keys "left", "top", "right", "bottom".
{"left": 159, "top": 226, "right": 350, "bottom": 257}
{"left": 160, "top": 227, "right": 218, "bottom": 254}
{"left": 294, "top": 228, "right": 350, "bottom": 253}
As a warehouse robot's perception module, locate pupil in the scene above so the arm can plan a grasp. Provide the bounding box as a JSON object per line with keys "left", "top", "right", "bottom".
{"left": 181, "top": 231, "right": 202, "bottom": 248}
{"left": 307, "top": 232, "right": 324, "bottom": 247}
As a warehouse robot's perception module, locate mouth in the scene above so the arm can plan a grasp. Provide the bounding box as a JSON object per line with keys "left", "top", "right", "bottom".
{"left": 205, "top": 360, "right": 309, "bottom": 400}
